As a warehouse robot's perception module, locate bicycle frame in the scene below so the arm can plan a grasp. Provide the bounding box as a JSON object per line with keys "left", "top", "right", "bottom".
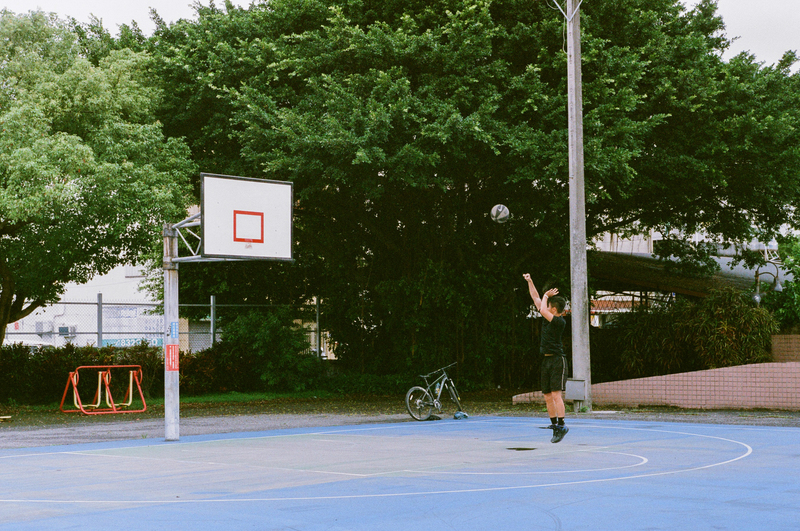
{"left": 419, "top": 362, "right": 457, "bottom": 411}
{"left": 406, "top": 362, "right": 465, "bottom": 421}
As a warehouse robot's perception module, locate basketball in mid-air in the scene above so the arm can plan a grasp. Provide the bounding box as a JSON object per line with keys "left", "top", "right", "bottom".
{"left": 490, "top": 204, "right": 510, "bottom": 224}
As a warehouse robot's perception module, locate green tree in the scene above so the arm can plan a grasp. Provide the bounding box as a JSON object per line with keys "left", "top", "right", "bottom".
{"left": 144, "top": 0, "right": 800, "bottom": 384}
{"left": 0, "top": 11, "right": 195, "bottom": 344}
{"left": 761, "top": 238, "right": 800, "bottom": 333}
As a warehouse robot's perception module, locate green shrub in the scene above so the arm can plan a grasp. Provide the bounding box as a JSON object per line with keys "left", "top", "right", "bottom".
{"left": 117, "top": 342, "right": 164, "bottom": 398}
{"left": 179, "top": 346, "right": 219, "bottom": 396}
{"left": 0, "top": 344, "right": 37, "bottom": 404}
{"left": 611, "top": 288, "right": 777, "bottom": 379}
{"left": 616, "top": 298, "right": 699, "bottom": 379}
{"left": 691, "top": 289, "right": 776, "bottom": 368}
{"left": 212, "top": 308, "right": 320, "bottom": 393}
{"left": 762, "top": 280, "right": 800, "bottom": 333}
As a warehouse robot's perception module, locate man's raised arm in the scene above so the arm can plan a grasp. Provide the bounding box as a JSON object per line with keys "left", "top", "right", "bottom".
{"left": 523, "top": 274, "right": 542, "bottom": 308}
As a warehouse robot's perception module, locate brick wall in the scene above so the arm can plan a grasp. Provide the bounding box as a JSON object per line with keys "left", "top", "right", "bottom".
{"left": 772, "top": 335, "right": 800, "bottom": 363}
{"left": 513, "top": 362, "right": 800, "bottom": 410}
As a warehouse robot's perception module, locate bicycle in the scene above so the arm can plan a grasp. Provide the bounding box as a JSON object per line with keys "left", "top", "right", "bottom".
{"left": 405, "top": 362, "right": 467, "bottom": 421}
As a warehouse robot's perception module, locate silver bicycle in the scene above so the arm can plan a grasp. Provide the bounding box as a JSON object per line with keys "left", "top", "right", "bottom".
{"left": 405, "top": 362, "right": 466, "bottom": 421}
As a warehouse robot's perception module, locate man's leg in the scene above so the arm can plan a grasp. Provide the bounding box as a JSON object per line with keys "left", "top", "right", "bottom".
{"left": 544, "top": 392, "right": 557, "bottom": 424}
{"left": 551, "top": 390, "right": 566, "bottom": 419}
{"left": 544, "top": 392, "right": 556, "bottom": 417}
{"left": 541, "top": 358, "right": 557, "bottom": 427}
{"left": 549, "top": 360, "right": 569, "bottom": 443}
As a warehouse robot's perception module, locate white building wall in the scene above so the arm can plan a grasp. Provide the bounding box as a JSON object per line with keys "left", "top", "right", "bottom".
{"left": 5, "top": 265, "right": 160, "bottom": 347}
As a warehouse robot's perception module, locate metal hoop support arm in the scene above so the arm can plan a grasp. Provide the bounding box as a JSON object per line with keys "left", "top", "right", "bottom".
{"left": 550, "top": 0, "right": 583, "bottom": 22}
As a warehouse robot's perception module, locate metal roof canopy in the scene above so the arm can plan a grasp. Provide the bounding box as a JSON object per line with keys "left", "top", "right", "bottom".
{"left": 589, "top": 251, "right": 791, "bottom": 298}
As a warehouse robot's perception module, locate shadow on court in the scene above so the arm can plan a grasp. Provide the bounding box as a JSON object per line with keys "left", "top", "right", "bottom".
{"left": 1, "top": 416, "right": 799, "bottom": 530}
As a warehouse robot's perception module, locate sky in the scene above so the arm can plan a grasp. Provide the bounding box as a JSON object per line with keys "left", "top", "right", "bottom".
{"left": 1, "top": 0, "right": 798, "bottom": 70}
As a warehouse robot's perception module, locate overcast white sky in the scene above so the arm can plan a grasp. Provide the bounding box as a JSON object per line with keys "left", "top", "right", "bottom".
{"left": 2, "top": 0, "right": 798, "bottom": 70}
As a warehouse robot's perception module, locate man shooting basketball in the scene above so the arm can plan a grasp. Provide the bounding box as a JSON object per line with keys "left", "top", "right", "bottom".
{"left": 523, "top": 273, "right": 569, "bottom": 443}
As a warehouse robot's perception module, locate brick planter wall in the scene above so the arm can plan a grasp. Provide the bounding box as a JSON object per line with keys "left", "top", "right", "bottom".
{"left": 513, "top": 362, "right": 800, "bottom": 410}
{"left": 772, "top": 335, "right": 800, "bottom": 363}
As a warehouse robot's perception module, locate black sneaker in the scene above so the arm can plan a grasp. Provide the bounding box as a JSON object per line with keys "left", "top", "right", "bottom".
{"left": 551, "top": 425, "right": 569, "bottom": 443}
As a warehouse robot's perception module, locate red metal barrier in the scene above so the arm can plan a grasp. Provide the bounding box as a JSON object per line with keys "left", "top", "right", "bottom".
{"left": 60, "top": 365, "right": 147, "bottom": 415}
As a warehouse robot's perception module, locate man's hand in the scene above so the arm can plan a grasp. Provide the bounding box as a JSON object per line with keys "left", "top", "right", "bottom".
{"left": 523, "top": 273, "right": 532, "bottom": 282}
{"left": 540, "top": 287, "right": 559, "bottom": 322}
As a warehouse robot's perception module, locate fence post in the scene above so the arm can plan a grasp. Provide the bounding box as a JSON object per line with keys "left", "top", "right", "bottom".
{"left": 97, "top": 293, "right": 103, "bottom": 347}
{"left": 316, "top": 297, "right": 321, "bottom": 359}
{"left": 210, "top": 295, "right": 216, "bottom": 346}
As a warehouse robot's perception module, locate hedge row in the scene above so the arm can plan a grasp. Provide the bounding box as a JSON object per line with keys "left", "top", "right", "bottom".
{"left": 0, "top": 342, "right": 164, "bottom": 406}
{"left": 0, "top": 342, "right": 417, "bottom": 406}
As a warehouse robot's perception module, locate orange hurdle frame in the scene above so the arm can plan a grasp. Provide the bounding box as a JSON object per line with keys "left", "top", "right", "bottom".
{"left": 60, "top": 365, "right": 147, "bottom": 415}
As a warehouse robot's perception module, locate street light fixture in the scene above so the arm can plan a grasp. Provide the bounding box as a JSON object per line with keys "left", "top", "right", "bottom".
{"left": 753, "top": 262, "right": 783, "bottom": 306}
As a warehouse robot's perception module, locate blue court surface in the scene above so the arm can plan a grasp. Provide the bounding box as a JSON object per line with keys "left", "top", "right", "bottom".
{"left": 1, "top": 416, "right": 799, "bottom": 530}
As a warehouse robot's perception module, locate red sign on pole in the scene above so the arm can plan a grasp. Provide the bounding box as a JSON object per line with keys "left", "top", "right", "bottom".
{"left": 165, "top": 344, "right": 180, "bottom": 372}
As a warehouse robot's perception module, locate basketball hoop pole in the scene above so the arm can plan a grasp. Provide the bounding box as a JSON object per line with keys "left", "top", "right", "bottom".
{"left": 159, "top": 175, "right": 294, "bottom": 441}
{"left": 163, "top": 224, "right": 180, "bottom": 441}
{"left": 562, "top": 0, "right": 592, "bottom": 411}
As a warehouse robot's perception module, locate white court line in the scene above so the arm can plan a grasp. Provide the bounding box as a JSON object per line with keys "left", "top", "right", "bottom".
{"left": 0, "top": 420, "right": 625, "bottom": 478}
{"left": 0, "top": 421, "right": 753, "bottom": 504}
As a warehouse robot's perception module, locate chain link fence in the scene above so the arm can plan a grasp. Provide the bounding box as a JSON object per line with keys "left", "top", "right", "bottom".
{"left": 522, "top": 290, "right": 675, "bottom": 326}
{"left": 6, "top": 291, "right": 669, "bottom": 355}
{"left": 589, "top": 291, "right": 675, "bottom": 327}
{"left": 4, "top": 295, "right": 325, "bottom": 356}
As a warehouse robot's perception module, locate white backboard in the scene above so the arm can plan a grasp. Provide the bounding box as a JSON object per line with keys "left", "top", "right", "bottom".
{"left": 201, "top": 174, "right": 293, "bottom": 260}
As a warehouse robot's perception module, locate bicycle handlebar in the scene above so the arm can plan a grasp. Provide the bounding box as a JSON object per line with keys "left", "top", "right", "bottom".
{"left": 420, "top": 362, "right": 457, "bottom": 379}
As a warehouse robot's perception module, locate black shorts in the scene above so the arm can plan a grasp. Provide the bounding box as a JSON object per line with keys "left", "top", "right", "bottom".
{"left": 540, "top": 355, "right": 567, "bottom": 395}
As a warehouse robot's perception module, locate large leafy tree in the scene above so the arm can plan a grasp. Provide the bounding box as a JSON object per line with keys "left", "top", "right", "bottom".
{"left": 0, "top": 11, "right": 195, "bottom": 344}
{"left": 143, "top": 0, "right": 800, "bottom": 383}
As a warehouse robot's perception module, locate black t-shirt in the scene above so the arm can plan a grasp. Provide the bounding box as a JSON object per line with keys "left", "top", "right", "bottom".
{"left": 540, "top": 315, "right": 566, "bottom": 356}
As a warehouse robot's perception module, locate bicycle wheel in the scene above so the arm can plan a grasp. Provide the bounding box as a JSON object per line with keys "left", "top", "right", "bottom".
{"left": 446, "top": 381, "right": 463, "bottom": 411}
{"left": 405, "top": 386, "right": 433, "bottom": 421}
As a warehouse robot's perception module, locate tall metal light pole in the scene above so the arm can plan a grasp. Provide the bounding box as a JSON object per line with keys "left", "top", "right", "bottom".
{"left": 558, "top": 0, "right": 592, "bottom": 411}
{"left": 163, "top": 224, "right": 180, "bottom": 441}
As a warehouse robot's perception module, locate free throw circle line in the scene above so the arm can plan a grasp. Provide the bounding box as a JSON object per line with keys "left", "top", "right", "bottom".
{"left": 0, "top": 424, "right": 752, "bottom": 505}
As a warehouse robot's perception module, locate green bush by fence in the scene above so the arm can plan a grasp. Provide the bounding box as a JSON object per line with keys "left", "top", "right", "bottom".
{"left": 0, "top": 342, "right": 164, "bottom": 406}
{"left": 1, "top": 308, "right": 380, "bottom": 405}
{"left": 589, "top": 288, "right": 777, "bottom": 381}
{"left": 0, "top": 341, "right": 417, "bottom": 406}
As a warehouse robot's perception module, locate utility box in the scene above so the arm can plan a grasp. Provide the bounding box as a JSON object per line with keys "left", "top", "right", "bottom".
{"left": 58, "top": 325, "right": 77, "bottom": 336}
{"left": 565, "top": 378, "right": 586, "bottom": 401}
